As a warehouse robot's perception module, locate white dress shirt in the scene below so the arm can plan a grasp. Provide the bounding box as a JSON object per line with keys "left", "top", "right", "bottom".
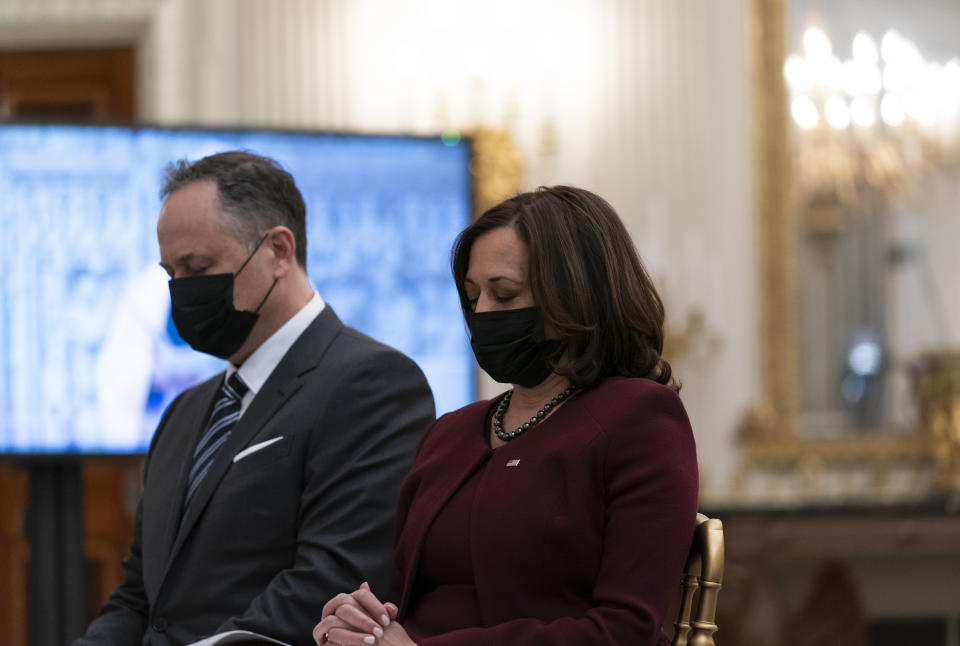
{"left": 226, "top": 292, "right": 325, "bottom": 416}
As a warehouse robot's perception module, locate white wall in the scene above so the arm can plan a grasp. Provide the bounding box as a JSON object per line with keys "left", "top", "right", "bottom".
{"left": 0, "top": 0, "right": 758, "bottom": 502}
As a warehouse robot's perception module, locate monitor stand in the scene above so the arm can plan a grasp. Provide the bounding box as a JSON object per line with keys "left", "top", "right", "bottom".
{"left": 24, "top": 461, "right": 86, "bottom": 644}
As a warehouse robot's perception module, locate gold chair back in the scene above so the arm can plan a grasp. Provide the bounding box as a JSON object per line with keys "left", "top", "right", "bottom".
{"left": 671, "top": 513, "right": 724, "bottom": 646}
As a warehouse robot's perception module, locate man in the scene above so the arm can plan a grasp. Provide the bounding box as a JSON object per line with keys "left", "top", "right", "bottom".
{"left": 74, "top": 151, "right": 435, "bottom": 646}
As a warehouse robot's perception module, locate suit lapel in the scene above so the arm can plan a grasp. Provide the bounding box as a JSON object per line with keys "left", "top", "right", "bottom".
{"left": 160, "top": 306, "right": 345, "bottom": 586}
{"left": 139, "top": 375, "right": 221, "bottom": 598}
{"left": 396, "top": 402, "right": 493, "bottom": 614}
{"left": 167, "top": 379, "right": 303, "bottom": 565}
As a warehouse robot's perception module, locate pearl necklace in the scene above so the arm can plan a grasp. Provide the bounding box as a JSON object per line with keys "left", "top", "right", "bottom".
{"left": 493, "top": 385, "right": 577, "bottom": 441}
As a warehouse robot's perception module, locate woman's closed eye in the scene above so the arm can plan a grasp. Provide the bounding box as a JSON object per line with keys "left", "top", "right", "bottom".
{"left": 469, "top": 294, "right": 516, "bottom": 310}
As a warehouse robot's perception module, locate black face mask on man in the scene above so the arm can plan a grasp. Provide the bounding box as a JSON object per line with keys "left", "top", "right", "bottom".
{"left": 468, "top": 306, "right": 562, "bottom": 388}
{"left": 168, "top": 234, "right": 276, "bottom": 359}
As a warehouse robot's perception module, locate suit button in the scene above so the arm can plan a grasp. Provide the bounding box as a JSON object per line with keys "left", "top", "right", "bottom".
{"left": 152, "top": 617, "right": 168, "bottom": 632}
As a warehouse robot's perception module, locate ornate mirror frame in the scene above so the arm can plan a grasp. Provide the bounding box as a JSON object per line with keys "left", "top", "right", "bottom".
{"left": 469, "top": 129, "right": 523, "bottom": 217}
{"left": 735, "top": 0, "right": 960, "bottom": 502}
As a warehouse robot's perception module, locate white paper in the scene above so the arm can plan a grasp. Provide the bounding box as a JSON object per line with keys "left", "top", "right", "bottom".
{"left": 187, "top": 629, "right": 291, "bottom": 646}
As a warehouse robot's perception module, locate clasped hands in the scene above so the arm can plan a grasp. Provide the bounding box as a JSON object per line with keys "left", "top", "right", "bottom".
{"left": 313, "top": 582, "right": 416, "bottom": 646}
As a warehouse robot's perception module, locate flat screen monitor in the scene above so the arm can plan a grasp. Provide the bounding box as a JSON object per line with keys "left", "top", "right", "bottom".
{"left": 0, "top": 124, "right": 473, "bottom": 454}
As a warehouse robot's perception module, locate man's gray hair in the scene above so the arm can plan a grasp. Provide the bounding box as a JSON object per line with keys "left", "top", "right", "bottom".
{"left": 161, "top": 151, "right": 308, "bottom": 268}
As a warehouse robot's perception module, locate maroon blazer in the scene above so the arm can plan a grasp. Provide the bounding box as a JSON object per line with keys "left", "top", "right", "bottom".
{"left": 386, "top": 377, "right": 699, "bottom": 646}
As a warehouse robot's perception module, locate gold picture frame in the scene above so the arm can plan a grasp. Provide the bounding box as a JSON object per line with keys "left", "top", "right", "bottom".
{"left": 468, "top": 129, "right": 523, "bottom": 218}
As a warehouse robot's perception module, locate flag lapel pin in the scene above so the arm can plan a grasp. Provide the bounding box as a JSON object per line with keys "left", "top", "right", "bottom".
{"left": 506, "top": 459, "right": 520, "bottom": 467}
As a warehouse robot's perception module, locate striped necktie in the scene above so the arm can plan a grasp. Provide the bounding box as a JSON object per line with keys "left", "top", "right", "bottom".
{"left": 184, "top": 372, "right": 249, "bottom": 508}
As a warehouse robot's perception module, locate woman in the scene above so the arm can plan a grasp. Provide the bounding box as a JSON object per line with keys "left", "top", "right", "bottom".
{"left": 314, "top": 186, "right": 698, "bottom": 646}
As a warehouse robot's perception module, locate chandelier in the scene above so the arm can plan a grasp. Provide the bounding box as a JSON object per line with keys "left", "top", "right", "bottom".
{"left": 784, "top": 27, "right": 960, "bottom": 214}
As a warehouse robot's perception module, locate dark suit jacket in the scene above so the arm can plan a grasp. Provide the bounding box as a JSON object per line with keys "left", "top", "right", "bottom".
{"left": 387, "top": 377, "right": 698, "bottom": 646}
{"left": 74, "top": 306, "right": 435, "bottom": 646}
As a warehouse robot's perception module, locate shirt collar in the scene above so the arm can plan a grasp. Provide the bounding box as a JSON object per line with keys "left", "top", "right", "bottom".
{"left": 226, "top": 292, "right": 325, "bottom": 396}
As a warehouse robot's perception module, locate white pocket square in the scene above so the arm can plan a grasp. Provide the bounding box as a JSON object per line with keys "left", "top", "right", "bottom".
{"left": 233, "top": 436, "right": 284, "bottom": 463}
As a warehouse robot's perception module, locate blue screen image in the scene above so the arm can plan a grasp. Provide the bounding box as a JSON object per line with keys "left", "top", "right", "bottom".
{"left": 0, "top": 125, "right": 473, "bottom": 454}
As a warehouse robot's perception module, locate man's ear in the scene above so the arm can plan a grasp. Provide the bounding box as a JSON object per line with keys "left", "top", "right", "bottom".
{"left": 267, "top": 226, "right": 297, "bottom": 277}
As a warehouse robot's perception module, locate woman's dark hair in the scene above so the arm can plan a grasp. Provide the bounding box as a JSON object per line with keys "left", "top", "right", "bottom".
{"left": 452, "top": 185, "right": 677, "bottom": 390}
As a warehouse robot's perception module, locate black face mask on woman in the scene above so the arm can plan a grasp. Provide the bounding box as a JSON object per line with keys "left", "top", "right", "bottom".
{"left": 468, "top": 306, "right": 562, "bottom": 388}
{"left": 168, "top": 235, "right": 276, "bottom": 359}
